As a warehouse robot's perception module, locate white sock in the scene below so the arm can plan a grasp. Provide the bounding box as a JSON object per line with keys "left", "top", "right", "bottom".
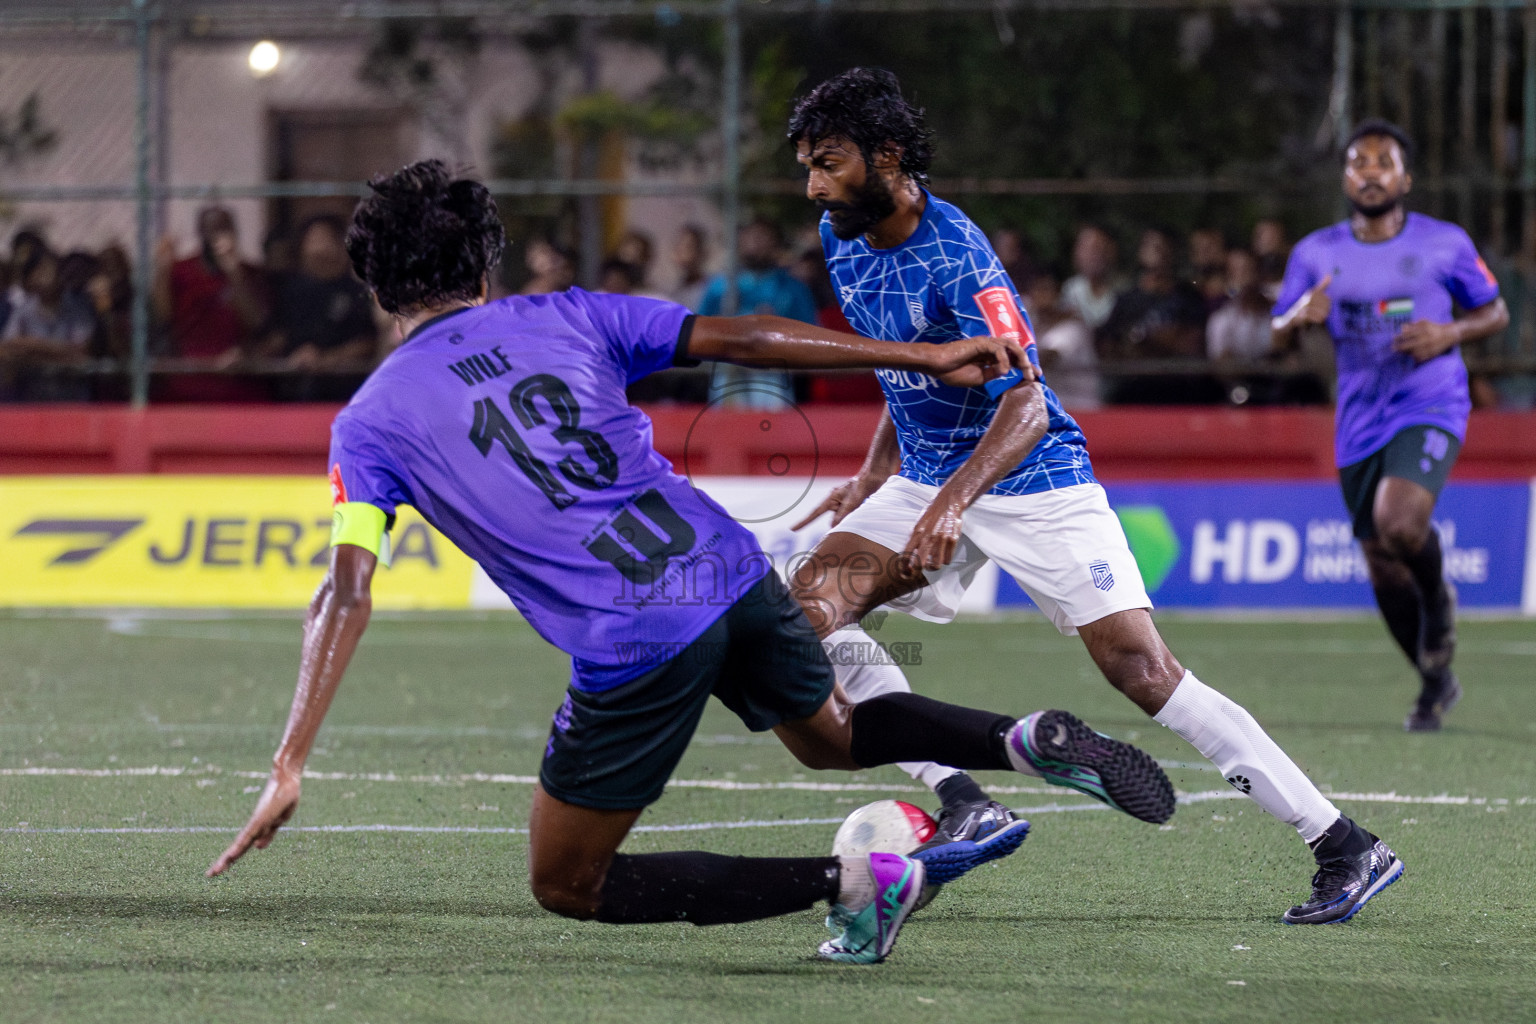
{"left": 1153, "top": 671, "right": 1339, "bottom": 842}
{"left": 835, "top": 854, "right": 875, "bottom": 910}
{"left": 822, "top": 625, "right": 962, "bottom": 792}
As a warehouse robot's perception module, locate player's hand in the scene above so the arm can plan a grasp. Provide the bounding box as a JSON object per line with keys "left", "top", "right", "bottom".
{"left": 153, "top": 236, "right": 177, "bottom": 274}
{"left": 211, "top": 346, "right": 244, "bottom": 371}
{"left": 206, "top": 767, "right": 301, "bottom": 876}
{"left": 903, "top": 495, "right": 966, "bottom": 571}
{"left": 791, "top": 472, "right": 887, "bottom": 531}
{"left": 285, "top": 344, "right": 320, "bottom": 371}
{"left": 922, "top": 336, "right": 1032, "bottom": 388}
{"left": 1287, "top": 274, "right": 1332, "bottom": 327}
{"left": 1394, "top": 320, "right": 1460, "bottom": 363}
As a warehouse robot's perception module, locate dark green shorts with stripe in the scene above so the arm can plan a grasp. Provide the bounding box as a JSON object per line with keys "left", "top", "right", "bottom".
{"left": 1338, "top": 425, "right": 1462, "bottom": 540}
{"left": 539, "top": 572, "right": 836, "bottom": 811}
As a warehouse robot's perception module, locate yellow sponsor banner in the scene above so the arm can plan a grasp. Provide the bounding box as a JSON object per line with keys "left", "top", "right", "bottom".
{"left": 0, "top": 476, "right": 473, "bottom": 609}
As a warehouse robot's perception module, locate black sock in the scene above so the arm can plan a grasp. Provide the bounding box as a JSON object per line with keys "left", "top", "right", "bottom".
{"left": 595, "top": 852, "right": 840, "bottom": 925}
{"left": 849, "top": 693, "right": 1013, "bottom": 771}
{"left": 934, "top": 772, "right": 990, "bottom": 810}
{"left": 1404, "top": 530, "right": 1454, "bottom": 667}
{"left": 1402, "top": 527, "right": 1447, "bottom": 600}
{"left": 1371, "top": 575, "right": 1422, "bottom": 667}
{"left": 1308, "top": 816, "right": 1372, "bottom": 862}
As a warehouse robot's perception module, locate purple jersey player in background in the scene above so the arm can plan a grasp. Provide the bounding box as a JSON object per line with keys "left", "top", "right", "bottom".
{"left": 1274, "top": 119, "right": 1509, "bottom": 732}
{"left": 205, "top": 160, "right": 1184, "bottom": 965}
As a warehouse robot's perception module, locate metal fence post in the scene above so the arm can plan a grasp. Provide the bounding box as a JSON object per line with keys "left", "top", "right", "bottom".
{"left": 130, "top": 0, "right": 154, "bottom": 409}
{"left": 1331, "top": 1, "right": 1353, "bottom": 221}
{"left": 1460, "top": 5, "right": 1477, "bottom": 231}
{"left": 719, "top": 0, "right": 741, "bottom": 317}
{"left": 1522, "top": 1, "right": 1536, "bottom": 358}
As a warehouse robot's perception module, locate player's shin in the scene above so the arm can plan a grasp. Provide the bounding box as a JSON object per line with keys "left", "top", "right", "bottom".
{"left": 1153, "top": 671, "right": 1340, "bottom": 842}
{"left": 823, "top": 626, "right": 997, "bottom": 798}
{"left": 1402, "top": 529, "right": 1456, "bottom": 670}
{"left": 1371, "top": 574, "right": 1423, "bottom": 666}
{"left": 594, "top": 852, "right": 840, "bottom": 925}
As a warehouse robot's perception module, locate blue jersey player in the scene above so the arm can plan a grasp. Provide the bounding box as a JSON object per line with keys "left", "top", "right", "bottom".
{"left": 787, "top": 68, "right": 1402, "bottom": 925}
{"left": 204, "top": 160, "right": 1182, "bottom": 963}
{"left": 1273, "top": 119, "right": 1508, "bottom": 733}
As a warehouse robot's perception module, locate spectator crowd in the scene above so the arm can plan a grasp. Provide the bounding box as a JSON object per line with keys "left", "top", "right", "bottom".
{"left": 0, "top": 204, "right": 1340, "bottom": 409}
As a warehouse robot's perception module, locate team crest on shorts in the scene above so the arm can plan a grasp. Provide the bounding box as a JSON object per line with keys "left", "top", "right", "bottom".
{"left": 1089, "top": 560, "right": 1115, "bottom": 591}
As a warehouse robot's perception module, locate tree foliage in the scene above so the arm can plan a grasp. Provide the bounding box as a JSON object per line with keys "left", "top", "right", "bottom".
{"left": 747, "top": 7, "right": 1341, "bottom": 261}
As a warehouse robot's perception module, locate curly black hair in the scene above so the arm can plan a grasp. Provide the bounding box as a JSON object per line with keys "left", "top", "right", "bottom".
{"left": 345, "top": 160, "right": 505, "bottom": 315}
{"left": 1344, "top": 118, "right": 1415, "bottom": 171}
{"left": 787, "top": 68, "right": 934, "bottom": 184}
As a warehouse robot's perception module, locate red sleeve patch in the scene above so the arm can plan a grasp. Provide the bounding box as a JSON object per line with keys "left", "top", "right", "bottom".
{"left": 329, "top": 463, "right": 348, "bottom": 506}
{"left": 972, "top": 286, "right": 1036, "bottom": 348}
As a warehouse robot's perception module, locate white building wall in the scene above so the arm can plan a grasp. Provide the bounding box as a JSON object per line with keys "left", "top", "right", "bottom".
{"left": 0, "top": 36, "right": 723, "bottom": 281}
{"left": 0, "top": 42, "right": 139, "bottom": 252}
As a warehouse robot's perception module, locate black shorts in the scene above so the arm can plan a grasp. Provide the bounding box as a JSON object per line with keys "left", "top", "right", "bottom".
{"left": 538, "top": 571, "right": 836, "bottom": 811}
{"left": 1338, "top": 425, "right": 1462, "bottom": 540}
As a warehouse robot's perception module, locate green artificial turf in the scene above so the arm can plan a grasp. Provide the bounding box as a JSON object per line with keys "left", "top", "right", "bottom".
{"left": 1, "top": 611, "right": 1533, "bottom": 1023}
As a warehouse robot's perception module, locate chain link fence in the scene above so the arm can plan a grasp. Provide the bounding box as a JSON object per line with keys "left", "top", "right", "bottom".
{"left": 2, "top": 1, "right": 1535, "bottom": 407}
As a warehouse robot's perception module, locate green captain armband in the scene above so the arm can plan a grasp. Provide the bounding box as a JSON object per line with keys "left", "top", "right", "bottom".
{"left": 331, "top": 502, "right": 392, "bottom": 566}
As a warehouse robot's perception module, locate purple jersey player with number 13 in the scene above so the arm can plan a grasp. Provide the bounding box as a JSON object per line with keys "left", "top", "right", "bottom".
{"left": 1274, "top": 118, "right": 1508, "bottom": 733}
{"left": 204, "top": 160, "right": 1185, "bottom": 965}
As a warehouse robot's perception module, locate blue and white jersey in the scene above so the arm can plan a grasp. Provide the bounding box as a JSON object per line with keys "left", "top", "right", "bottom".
{"left": 821, "top": 191, "right": 1094, "bottom": 495}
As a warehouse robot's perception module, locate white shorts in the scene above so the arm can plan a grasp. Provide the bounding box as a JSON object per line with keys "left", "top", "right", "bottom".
{"left": 829, "top": 476, "right": 1152, "bottom": 636}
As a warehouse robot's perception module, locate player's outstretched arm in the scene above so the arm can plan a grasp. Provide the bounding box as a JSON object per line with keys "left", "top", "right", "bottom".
{"left": 1395, "top": 297, "right": 1509, "bottom": 363}
{"left": 207, "top": 544, "right": 377, "bottom": 876}
{"left": 792, "top": 408, "right": 901, "bottom": 531}
{"left": 689, "top": 314, "right": 1025, "bottom": 379}
{"left": 1271, "top": 273, "right": 1332, "bottom": 341}
{"left": 904, "top": 381, "right": 1048, "bottom": 570}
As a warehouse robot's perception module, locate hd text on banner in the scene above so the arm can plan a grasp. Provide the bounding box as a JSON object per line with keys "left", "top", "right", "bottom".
{"left": 995, "top": 481, "right": 1532, "bottom": 612}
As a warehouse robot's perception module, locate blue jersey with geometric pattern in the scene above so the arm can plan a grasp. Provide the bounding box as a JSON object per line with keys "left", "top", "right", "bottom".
{"left": 821, "top": 191, "right": 1095, "bottom": 495}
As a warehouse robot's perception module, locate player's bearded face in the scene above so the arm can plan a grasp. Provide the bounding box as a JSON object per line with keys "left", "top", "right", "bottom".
{"left": 1344, "top": 137, "right": 1409, "bottom": 219}
{"left": 818, "top": 163, "right": 898, "bottom": 241}
{"left": 1348, "top": 188, "right": 1404, "bottom": 219}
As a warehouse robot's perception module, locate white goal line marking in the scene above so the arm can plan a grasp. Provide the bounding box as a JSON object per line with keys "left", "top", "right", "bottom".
{"left": 0, "top": 764, "right": 1527, "bottom": 808}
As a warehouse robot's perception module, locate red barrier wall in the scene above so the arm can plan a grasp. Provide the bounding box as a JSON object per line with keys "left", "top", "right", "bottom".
{"left": 2, "top": 405, "right": 1534, "bottom": 480}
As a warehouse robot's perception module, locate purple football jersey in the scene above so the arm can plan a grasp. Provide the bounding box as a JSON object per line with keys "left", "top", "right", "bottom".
{"left": 1273, "top": 213, "right": 1500, "bottom": 467}
{"left": 329, "top": 289, "right": 769, "bottom": 692}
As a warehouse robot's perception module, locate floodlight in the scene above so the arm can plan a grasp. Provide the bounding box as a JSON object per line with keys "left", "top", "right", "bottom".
{"left": 248, "top": 40, "right": 280, "bottom": 77}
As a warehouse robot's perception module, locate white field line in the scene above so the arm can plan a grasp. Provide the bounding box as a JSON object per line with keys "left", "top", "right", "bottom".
{"left": 0, "top": 804, "right": 1117, "bottom": 838}
{"left": 0, "top": 764, "right": 1053, "bottom": 795}
{"left": 0, "top": 765, "right": 1528, "bottom": 808}
{"left": 87, "top": 618, "right": 1536, "bottom": 656}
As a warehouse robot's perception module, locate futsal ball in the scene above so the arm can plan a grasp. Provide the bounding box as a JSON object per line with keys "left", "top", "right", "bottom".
{"left": 831, "top": 800, "right": 939, "bottom": 857}
{"left": 832, "top": 800, "right": 943, "bottom": 910}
